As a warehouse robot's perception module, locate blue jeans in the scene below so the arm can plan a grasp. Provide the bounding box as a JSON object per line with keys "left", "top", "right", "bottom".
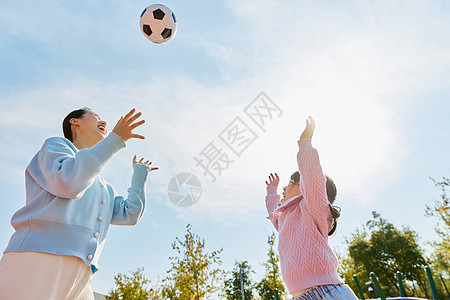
{"left": 293, "top": 283, "right": 359, "bottom": 300}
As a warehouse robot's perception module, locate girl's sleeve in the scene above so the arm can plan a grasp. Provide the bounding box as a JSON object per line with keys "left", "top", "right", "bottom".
{"left": 265, "top": 186, "right": 281, "bottom": 231}
{"left": 30, "top": 133, "right": 126, "bottom": 199}
{"left": 297, "top": 138, "right": 330, "bottom": 237}
{"left": 110, "top": 163, "right": 150, "bottom": 225}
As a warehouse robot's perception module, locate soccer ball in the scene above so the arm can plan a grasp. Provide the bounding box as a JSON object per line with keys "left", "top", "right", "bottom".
{"left": 140, "top": 4, "right": 177, "bottom": 44}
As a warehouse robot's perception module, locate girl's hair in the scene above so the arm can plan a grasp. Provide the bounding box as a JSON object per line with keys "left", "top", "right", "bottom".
{"left": 291, "top": 171, "right": 340, "bottom": 236}
{"left": 62, "top": 108, "right": 91, "bottom": 142}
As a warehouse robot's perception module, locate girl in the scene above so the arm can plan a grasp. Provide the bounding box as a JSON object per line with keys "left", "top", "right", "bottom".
{"left": 265, "top": 116, "right": 358, "bottom": 300}
{"left": 0, "top": 108, "right": 158, "bottom": 300}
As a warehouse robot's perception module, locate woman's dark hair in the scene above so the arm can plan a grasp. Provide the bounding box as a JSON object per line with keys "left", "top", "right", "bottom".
{"left": 62, "top": 108, "right": 91, "bottom": 142}
{"left": 291, "top": 171, "right": 340, "bottom": 236}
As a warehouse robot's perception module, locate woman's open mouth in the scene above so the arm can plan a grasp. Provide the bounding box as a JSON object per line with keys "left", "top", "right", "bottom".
{"left": 98, "top": 126, "right": 107, "bottom": 134}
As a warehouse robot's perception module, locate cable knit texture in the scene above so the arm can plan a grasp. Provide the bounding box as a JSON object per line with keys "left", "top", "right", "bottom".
{"left": 265, "top": 138, "right": 343, "bottom": 294}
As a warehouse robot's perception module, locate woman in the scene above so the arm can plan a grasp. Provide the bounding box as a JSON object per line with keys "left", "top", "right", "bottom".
{"left": 265, "top": 116, "right": 358, "bottom": 300}
{"left": 0, "top": 108, "right": 158, "bottom": 299}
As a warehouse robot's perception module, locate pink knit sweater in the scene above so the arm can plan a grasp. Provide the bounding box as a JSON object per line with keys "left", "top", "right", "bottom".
{"left": 265, "top": 138, "right": 343, "bottom": 294}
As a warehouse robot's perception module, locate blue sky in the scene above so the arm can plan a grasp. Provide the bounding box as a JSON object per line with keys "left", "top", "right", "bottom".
{"left": 1, "top": 0, "right": 449, "bottom": 295}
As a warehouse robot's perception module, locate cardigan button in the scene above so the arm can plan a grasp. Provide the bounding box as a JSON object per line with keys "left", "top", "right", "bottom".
{"left": 94, "top": 232, "right": 99, "bottom": 238}
{"left": 101, "top": 200, "right": 106, "bottom": 205}
{"left": 98, "top": 216, "right": 103, "bottom": 221}
{"left": 87, "top": 255, "right": 93, "bottom": 260}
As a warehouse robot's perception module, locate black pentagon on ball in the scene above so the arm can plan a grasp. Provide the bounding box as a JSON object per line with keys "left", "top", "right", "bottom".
{"left": 143, "top": 24, "right": 152, "bottom": 36}
{"left": 161, "top": 28, "right": 172, "bottom": 39}
{"left": 153, "top": 9, "right": 165, "bottom": 20}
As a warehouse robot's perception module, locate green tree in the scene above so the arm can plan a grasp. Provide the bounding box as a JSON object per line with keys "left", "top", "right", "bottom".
{"left": 223, "top": 260, "right": 255, "bottom": 300}
{"left": 427, "top": 177, "right": 450, "bottom": 277}
{"left": 105, "top": 268, "right": 160, "bottom": 300}
{"left": 255, "top": 233, "right": 286, "bottom": 300}
{"left": 426, "top": 177, "right": 450, "bottom": 299}
{"left": 161, "top": 224, "right": 224, "bottom": 300}
{"left": 340, "top": 212, "right": 429, "bottom": 299}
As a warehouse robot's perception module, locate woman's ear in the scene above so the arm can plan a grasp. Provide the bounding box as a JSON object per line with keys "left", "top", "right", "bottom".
{"left": 69, "top": 118, "right": 79, "bottom": 125}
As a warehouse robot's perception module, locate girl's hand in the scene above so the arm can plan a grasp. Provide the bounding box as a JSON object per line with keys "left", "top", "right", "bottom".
{"left": 133, "top": 155, "right": 159, "bottom": 171}
{"left": 265, "top": 173, "right": 279, "bottom": 187}
{"left": 112, "top": 108, "right": 146, "bottom": 142}
{"left": 300, "top": 116, "right": 315, "bottom": 139}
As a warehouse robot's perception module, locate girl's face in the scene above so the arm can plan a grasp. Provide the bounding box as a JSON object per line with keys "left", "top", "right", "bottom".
{"left": 282, "top": 178, "right": 301, "bottom": 201}
{"left": 71, "top": 110, "right": 107, "bottom": 143}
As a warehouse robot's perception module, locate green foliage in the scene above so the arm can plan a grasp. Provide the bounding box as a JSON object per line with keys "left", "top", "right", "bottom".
{"left": 161, "top": 224, "right": 224, "bottom": 300}
{"left": 255, "top": 233, "right": 286, "bottom": 300}
{"left": 105, "top": 268, "right": 159, "bottom": 300}
{"left": 223, "top": 260, "right": 255, "bottom": 300}
{"left": 340, "top": 212, "right": 429, "bottom": 299}
{"left": 427, "top": 177, "right": 450, "bottom": 277}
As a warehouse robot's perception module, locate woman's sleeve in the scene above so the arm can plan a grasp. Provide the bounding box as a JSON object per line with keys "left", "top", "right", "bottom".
{"left": 111, "top": 163, "right": 150, "bottom": 225}
{"left": 297, "top": 138, "right": 330, "bottom": 237}
{"left": 29, "top": 133, "right": 126, "bottom": 199}
{"left": 265, "top": 186, "right": 281, "bottom": 231}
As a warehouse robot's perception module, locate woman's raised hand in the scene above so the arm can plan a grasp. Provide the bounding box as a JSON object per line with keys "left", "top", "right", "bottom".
{"left": 133, "top": 156, "right": 159, "bottom": 171}
{"left": 112, "top": 108, "right": 146, "bottom": 142}
{"left": 300, "top": 116, "right": 315, "bottom": 140}
{"left": 265, "top": 173, "right": 279, "bottom": 187}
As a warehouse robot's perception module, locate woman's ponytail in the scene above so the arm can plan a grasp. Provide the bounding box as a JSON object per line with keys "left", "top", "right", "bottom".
{"left": 62, "top": 108, "right": 91, "bottom": 142}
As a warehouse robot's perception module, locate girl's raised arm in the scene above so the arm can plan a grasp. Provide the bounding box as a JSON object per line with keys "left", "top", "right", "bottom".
{"left": 297, "top": 117, "right": 330, "bottom": 237}
{"left": 265, "top": 173, "right": 281, "bottom": 231}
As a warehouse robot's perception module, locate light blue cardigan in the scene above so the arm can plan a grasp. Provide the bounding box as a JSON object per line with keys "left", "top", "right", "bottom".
{"left": 4, "top": 132, "right": 150, "bottom": 273}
